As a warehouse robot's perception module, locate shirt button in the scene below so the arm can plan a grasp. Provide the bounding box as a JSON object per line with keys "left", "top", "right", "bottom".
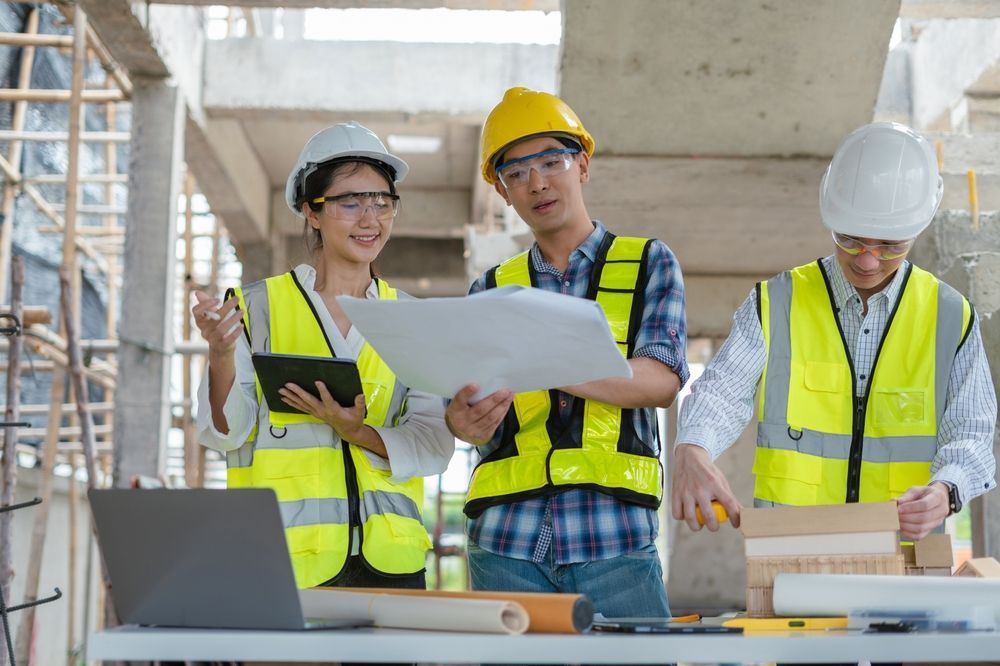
{"left": 669, "top": 328, "right": 678, "bottom": 336}
{"left": 860, "top": 374, "right": 866, "bottom": 380}
{"left": 559, "top": 400, "right": 568, "bottom": 408}
{"left": 563, "top": 280, "right": 570, "bottom": 287}
{"left": 864, "top": 328, "right": 870, "bottom": 334}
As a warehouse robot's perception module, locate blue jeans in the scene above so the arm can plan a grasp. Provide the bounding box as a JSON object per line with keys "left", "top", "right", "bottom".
{"left": 468, "top": 541, "right": 671, "bottom": 619}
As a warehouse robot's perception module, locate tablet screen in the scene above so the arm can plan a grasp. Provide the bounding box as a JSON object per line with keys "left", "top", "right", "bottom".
{"left": 251, "top": 352, "right": 363, "bottom": 414}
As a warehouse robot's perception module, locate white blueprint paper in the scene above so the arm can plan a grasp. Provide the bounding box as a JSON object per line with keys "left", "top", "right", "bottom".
{"left": 338, "top": 286, "right": 632, "bottom": 401}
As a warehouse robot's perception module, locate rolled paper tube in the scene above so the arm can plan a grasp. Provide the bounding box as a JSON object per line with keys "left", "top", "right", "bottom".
{"left": 335, "top": 587, "right": 595, "bottom": 633}
{"left": 299, "top": 589, "right": 529, "bottom": 634}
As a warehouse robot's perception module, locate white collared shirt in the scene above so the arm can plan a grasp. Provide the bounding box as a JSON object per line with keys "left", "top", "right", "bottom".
{"left": 195, "top": 264, "right": 454, "bottom": 482}
{"left": 677, "top": 256, "right": 997, "bottom": 503}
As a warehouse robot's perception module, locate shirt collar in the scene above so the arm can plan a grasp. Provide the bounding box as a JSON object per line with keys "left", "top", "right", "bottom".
{"left": 822, "top": 255, "right": 909, "bottom": 310}
{"left": 529, "top": 220, "right": 605, "bottom": 270}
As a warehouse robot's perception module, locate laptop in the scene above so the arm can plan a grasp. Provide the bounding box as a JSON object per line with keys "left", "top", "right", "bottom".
{"left": 88, "top": 487, "right": 371, "bottom": 630}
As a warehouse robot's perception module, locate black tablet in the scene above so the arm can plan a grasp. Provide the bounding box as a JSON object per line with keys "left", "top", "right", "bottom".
{"left": 251, "top": 352, "right": 363, "bottom": 415}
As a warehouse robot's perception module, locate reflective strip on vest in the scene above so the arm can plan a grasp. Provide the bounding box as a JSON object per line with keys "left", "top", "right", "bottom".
{"left": 225, "top": 273, "right": 428, "bottom": 586}
{"left": 755, "top": 261, "right": 970, "bottom": 506}
{"left": 465, "top": 236, "right": 663, "bottom": 517}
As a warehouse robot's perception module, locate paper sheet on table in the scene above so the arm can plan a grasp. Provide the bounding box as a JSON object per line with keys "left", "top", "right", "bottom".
{"left": 772, "top": 573, "right": 1000, "bottom": 623}
{"left": 299, "top": 589, "right": 529, "bottom": 634}
{"left": 338, "top": 286, "right": 633, "bottom": 400}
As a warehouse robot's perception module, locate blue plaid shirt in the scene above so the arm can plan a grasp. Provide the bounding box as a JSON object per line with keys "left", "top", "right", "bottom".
{"left": 466, "top": 221, "right": 689, "bottom": 564}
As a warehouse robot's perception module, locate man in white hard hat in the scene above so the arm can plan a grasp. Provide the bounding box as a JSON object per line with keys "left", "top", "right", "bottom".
{"left": 672, "top": 122, "right": 996, "bottom": 540}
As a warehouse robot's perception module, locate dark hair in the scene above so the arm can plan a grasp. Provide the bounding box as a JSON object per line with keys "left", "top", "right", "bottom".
{"left": 300, "top": 158, "right": 396, "bottom": 257}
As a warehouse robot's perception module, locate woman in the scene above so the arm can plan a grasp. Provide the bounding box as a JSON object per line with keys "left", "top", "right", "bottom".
{"left": 193, "top": 122, "right": 453, "bottom": 591}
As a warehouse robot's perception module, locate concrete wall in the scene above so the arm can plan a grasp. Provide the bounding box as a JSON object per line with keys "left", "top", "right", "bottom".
{"left": 876, "top": 18, "right": 1000, "bottom": 130}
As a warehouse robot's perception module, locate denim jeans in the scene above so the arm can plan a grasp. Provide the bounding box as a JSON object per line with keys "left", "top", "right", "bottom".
{"left": 468, "top": 541, "right": 671, "bottom": 619}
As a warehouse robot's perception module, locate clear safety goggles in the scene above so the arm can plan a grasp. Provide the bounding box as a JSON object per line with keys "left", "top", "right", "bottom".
{"left": 832, "top": 232, "right": 912, "bottom": 261}
{"left": 310, "top": 191, "right": 400, "bottom": 221}
{"left": 495, "top": 148, "right": 579, "bottom": 190}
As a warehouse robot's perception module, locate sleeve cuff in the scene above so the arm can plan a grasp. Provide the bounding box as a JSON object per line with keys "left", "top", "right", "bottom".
{"left": 931, "top": 465, "right": 980, "bottom": 505}
{"left": 369, "top": 425, "right": 409, "bottom": 481}
{"left": 673, "top": 427, "right": 722, "bottom": 460}
{"left": 634, "top": 343, "right": 690, "bottom": 387}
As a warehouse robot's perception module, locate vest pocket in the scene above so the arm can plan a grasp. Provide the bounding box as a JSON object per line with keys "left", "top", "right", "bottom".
{"left": 803, "top": 361, "right": 846, "bottom": 393}
{"left": 872, "top": 389, "right": 927, "bottom": 426}
{"left": 752, "top": 447, "right": 822, "bottom": 505}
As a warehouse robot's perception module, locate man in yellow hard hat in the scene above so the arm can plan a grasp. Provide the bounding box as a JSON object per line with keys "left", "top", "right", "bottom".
{"left": 445, "top": 87, "right": 689, "bottom": 619}
{"left": 672, "top": 122, "right": 996, "bottom": 539}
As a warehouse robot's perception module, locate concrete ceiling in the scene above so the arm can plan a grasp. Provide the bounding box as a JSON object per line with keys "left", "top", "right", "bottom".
{"left": 560, "top": 0, "right": 901, "bottom": 157}
{"left": 238, "top": 117, "right": 479, "bottom": 191}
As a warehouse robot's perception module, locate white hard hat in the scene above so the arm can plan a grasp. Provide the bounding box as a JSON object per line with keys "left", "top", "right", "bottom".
{"left": 285, "top": 121, "right": 408, "bottom": 218}
{"left": 819, "top": 122, "right": 943, "bottom": 240}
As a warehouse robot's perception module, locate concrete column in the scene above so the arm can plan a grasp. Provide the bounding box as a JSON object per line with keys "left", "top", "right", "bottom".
{"left": 239, "top": 219, "right": 292, "bottom": 283}
{"left": 113, "top": 78, "right": 184, "bottom": 487}
{"left": 237, "top": 240, "right": 275, "bottom": 285}
{"left": 911, "top": 210, "right": 1000, "bottom": 559}
{"left": 665, "top": 422, "right": 756, "bottom": 611}
{"left": 667, "top": 337, "right": 756, "bottom": 611}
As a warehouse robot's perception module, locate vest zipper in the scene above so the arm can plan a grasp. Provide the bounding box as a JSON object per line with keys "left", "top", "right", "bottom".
{"left": 817, "top": 261, "right": 912, "bottom": 504}
{"left": 342, "top": 442, "right": 362, "bottom": 555}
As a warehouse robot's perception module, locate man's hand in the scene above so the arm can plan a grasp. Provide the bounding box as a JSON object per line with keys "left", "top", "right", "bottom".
{"left": 896, "top": 483, "right": 951, "bottom": 541}
{"left": 671, "top": 443, "right": 742, "bottom": 532}
{"left": 445, "top": 384, "right": 513, "bottom": 446}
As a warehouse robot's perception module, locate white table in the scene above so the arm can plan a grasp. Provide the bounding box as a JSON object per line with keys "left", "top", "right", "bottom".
{"left": 88, "top": 626, "right": 1000, "bottom": 663}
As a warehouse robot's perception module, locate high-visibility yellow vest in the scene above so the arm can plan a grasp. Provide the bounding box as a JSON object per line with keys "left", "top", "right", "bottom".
{"left": 754, "top": 260, "right": 972, "bottom": 506}
{"left": 464, "top": 234, "right": 663, "bottom": 518}
{"left": 225, "top": 271, "right": 429, "bottom": 587}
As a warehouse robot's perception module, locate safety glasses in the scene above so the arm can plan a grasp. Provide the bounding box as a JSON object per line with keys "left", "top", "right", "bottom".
{"left": 310, "top": 191, "right": 400, "bottom": 221}
{"left": 832, "top": 232, "right": 912, "bottom": 261}
{"left": 495, "top": 148, "right": 579, "bottom": 190}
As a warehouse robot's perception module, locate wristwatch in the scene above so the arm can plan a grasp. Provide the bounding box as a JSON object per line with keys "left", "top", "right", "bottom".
{"left": 941, "top": 481, "right": 963, "bottom": 515}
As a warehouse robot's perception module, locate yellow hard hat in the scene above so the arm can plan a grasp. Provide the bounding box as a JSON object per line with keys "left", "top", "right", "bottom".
{"left": 480, "top": 87, "right": 595, "bottom": 185}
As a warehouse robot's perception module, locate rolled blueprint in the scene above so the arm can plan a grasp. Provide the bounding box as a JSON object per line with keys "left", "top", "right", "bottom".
{"left": 773, "top": 573, "right": 1000, "bottom": 622}
{"left": 299, "top": 589, "right": 530, "bottom": 634}
{"left": 337, "top": 587, "right": 595, "bottom": 633}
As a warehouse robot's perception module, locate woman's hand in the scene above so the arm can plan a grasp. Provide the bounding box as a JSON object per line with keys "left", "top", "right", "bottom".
{"left": 194, "top": 290, "right": 243, "bottom": 434}
{"left": 280, "top": 382, "right": 388, "bottom": 457}
{"left": 192, "top": 290, "right": 243, "bottom": 359}
{"left": 280, "top": 382, "right": 368, "bottom": 441}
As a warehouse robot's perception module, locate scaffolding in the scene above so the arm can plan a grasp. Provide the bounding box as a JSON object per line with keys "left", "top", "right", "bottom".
{"left": 0, "top": 4, "right": 235, "bottom": 664}
{"left": 0, "top": 3, "right": 481, "bottom": 661}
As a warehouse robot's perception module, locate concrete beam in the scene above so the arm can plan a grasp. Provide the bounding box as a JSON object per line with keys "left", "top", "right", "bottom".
{"left": 114, "top": 79, "right": 184, "bottom": 486}
{"left": 685, "top": 275, "right": 763, "bottom": 339}
{"left": 203, "top": 39, "right": 557, "bottom": 116}
{"left": 900, "top": 0, "right": 1000, "bottom": 18}
{"left": 185, "top": 118, "right": 269, "bottom": 243}
{"left": 76, "top": 0, "right": 169, "bottom": 77}
{"left": 560, "top": 0, "right": 899, "bottom": 157}
{"left": 146, "top": 0, "right": 558, "bottom": 7}
{"left": 583, "top": 156, "right": 831, "bottom": 275}
{"left": 905, "top": 19, "right": 1000, "bottom": 130}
